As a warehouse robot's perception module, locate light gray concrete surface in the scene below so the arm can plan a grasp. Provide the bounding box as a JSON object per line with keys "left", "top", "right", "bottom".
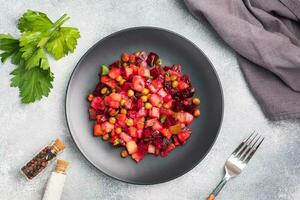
{"left": 0, "top": 1, "right": 300, "bottom": 199}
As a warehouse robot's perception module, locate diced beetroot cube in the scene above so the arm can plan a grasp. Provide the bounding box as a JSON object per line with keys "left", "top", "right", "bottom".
{"left": 152, "top": 79, "right": 163, "bottom": 88}
{"left": 148, "top": 144, "right": 156, "bottom": 154}
{"left": 157, "top": 88, "right": 167, "bottom": 98}
{"left": 110, "top": 130, "right": 116, "bottom": 137}
{"left": 125, "top": 99, "right": 133, "bottom": 109}
{"left": 155, "top": 148, "right": 160, "bottom": 155}
{"left": 136, "top": 129, "right": 143, "bottom": 138}
{"left": 146, "top": 52, "right": 159, "bottom": 66}
{"left": 143, "top": 128, "right": 152, "bottom": 138}
{"left": 106, "top": 79, "right": 117, "bottom": 89}
{"left": 96, "top": 114, "right": 107, "bottom": 123}
{"left": 91, "top": 97, "right": 105, "bottom": 110}
{"left": 175, "top": 112, "right": 194, "bottom": 125}
{"left": 152, "top": 79, "right": 163, "bottom": 91}
{"left": 120, "top": 132, "right": 133, "bottom": 142}
{"left": 178, "top": 131, "right": 191, "bottom": 143}
{"left": 104, "top": 93, "right": 121, "bottom": 108}
{"left": 149, "top": 94, "right": 163, "bottom": 107}
{"left": 168, "top": 69, "right": 181, "bottom": 78}
{"left": 93, "top": 83, "right": 104, "bottom": 96}
{"left": 164, "top": 66, "right": 172, "bottom": 71}
{"left": 145, "top": 118, "right": 157, "bottom": 128}
{"left": 121, "top": 82, "right": 132, "bottom": 92}
{"left": 101, "top": 122, "right": 114, "bottom": 133}
{"left": 127, "top": 111, "right": 137, "bottom": 119}
{"left": 178, "top": 81, "right": 189, "bottom": 90}
{"left": 172, "top": 64, "right": 182, "bottom": 73}
{"left": 89, "top": 108, "right": 103, "bottom": 120}
{"left": 182, "top": 99, "right": 190, "bottom": 105}
{"left": 174, "top": 112, "right": 185, "bottom": 123}
{"left": 138, "top": 66, "right": 150, "bottom": 78}
{"left": 129, "top": 64, "right": 138, "bottom": 74}
{"left": 172, "top": 101, "right": 185, "bottom": 112}
{"left": 163, "top": 94, "right": 172, "bottom": 102}
{"left": 110, "top": 101, "right": 119, "bottom": 109}
{"left": 139, "top": 61, "right": 147, "bottom": 68}
{"left": 101, "top": 76, "right": 117, "bottom": 89}
{"left": 104, "top": 95, "right": 111, "bottom": 105}
{"left": 150, "top": 66, "right": 160, "bottom": 78}
{"left": 181, "top": 74, "right": 191, "bottom": 84}
{"left": 100, "top": 75, "right": 109, "bottom": 84}
{"left": 131, "top": 151, "right": 144, "bottom": 162}
{"left": 126, "top": 140, "right": 137, "bottom": 154}
{"left": 172, "top": 135, "right": 180, "bottom": 146}
{"left": 161, "top": 128, "right": 172, "bottom": 139}
{"left": 137, "top": 107, "right": 147, "bottom": 117}
{"left": 124, "top": 67, "right": 133, "bottom": 78}
{"left": 164, "top": 116, "right": 176, "bottom": 127}
{"left": 108, "top": 108, "right": 117, "bottom": 116}
{"left": 110, "top": 93, "right": 122, "bottom": 101}
{"left": 129, "top": 54, "right": 136, "bottom": 63}
{"left": 93, "top": 124, "right": 103, "bottom": 136}
{"left": 89, "top": 108, "right": 97, "bottom": 120}
{"left": 108, "top": 67, "right": 121, "bottom": 79}
{"left": 138, "top": 142, "right": 149, "bottom": 154}
{"left": 148, "top": 84, "right": 158, "bottom": 93}
{"left": 184, "top": 112, "right": 194, "bottom": 125}
{"left": 163, "top": 100, "right": 173, "bottom": 109}
{"left": 134, "top": 117, "right": 145, "bottom": 130}
{"left": 149, "top": 107, "right": 160, "bottom": 119}
{"left": 109, "top": 60, "right": 120, "bottom": 68}
{"left": 159, "top": 108, "right": 173, "bottom": 116}
{"left": 109, "top": 101, "right": 120, "bottom": 109}
{"left": 152, "top": 120, "right": 163, "bottom": 131}
{"left": 136, "top": 99, "right": 144, "bottom": 109}
{"left": 131, "top": 75, "right": 145, "bottom": 92}
{"left": 117, "top": 113, "right": 126, "bottom": 122}
{"left": 153, "top": 137, "right": 163, "bottom": 149}
{"left": 160, "top": 144, "right": 175, "bottom": 157}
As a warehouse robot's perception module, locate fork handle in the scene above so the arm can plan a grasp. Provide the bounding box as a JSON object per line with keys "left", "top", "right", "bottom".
{"left": 207, "top": 176, "right": 230, "bottom": 199}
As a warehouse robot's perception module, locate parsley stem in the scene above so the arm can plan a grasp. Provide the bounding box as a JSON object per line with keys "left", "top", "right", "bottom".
{"left": 53, "top": 14, "right": 70, "bottom": 29}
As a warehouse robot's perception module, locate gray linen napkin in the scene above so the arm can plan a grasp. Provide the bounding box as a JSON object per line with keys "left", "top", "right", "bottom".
{"left": 185, "top": 0, "right": 300, "bottom": 120}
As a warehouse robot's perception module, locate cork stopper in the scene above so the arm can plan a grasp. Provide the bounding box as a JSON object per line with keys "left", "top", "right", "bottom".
{"left": 51, "top": 139, "right": 65, "bottom": 154}
{"left": 55, "top": 159, "right": 69, "bottom": 173}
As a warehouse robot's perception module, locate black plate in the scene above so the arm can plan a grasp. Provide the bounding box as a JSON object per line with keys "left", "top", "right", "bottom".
{"left": 65, "top": 27, "right": 223, "bottom": 184}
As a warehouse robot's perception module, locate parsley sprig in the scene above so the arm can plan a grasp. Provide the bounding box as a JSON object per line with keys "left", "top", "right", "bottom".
{"left": 0, "top": 10, "right": 80, "bottom": 103}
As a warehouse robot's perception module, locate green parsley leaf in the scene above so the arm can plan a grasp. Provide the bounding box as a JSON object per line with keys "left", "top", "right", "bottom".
{"left": 0, "top": 34, "right": 22, "bottom": 64}
{"left": 10, "top": 62, "right": 54, "bottom": 103}
{"left": 46, "top": 27, "right": 80, "bottom": 60}
{"left": 0, "top": 10, "right": 80, "bottom": 104}
{"left": 19, "top": 32, "right": 49, "bottom": 70}
{"left": 18, "top": 10, "right": 53, "bottom": 32}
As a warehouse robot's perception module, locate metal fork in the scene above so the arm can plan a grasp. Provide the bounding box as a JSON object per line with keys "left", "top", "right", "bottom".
{"left": 207, "top": 132, "right": 264, "bottom": 200}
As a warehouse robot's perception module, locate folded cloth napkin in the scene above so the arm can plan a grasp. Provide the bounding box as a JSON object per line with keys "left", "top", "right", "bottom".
{"left": 184, "top": 0, "right": 300, "bottom": 120}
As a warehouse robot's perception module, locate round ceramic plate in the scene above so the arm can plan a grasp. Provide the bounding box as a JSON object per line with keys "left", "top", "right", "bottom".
{"left": 66, "top": 27, "right": 223, "bottom": 184}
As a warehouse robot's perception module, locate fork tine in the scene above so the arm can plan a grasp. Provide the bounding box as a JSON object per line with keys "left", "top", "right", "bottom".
{"left": 232, "top": 131, "right": 255, "bottom": 156}
{"left": 236, "top": 133, "right": 258, "bottom": 159}
{"left": 244, "top": 137, "right": 264, "bottom": 164}
{"left": 240, "top": 135, "right": 261, "bottom": 161}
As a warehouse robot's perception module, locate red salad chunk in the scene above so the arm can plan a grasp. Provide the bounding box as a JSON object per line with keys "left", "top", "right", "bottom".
{"left": 87, "top": 51, "right": 201, "bottom": 162}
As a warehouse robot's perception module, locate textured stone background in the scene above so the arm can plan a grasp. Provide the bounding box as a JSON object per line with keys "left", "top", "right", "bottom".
{"left": 0, "top": 0, "right": 300, "bottom": 199}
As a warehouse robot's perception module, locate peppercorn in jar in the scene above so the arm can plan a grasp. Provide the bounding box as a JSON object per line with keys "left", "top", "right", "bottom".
{"left": 21, "top": 139, "right": 65, "bottom": 180}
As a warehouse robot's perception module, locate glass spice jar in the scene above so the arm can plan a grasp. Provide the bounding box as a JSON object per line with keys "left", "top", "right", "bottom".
{"left": 21, "top": 139, "right": 65, "bottom": 180}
